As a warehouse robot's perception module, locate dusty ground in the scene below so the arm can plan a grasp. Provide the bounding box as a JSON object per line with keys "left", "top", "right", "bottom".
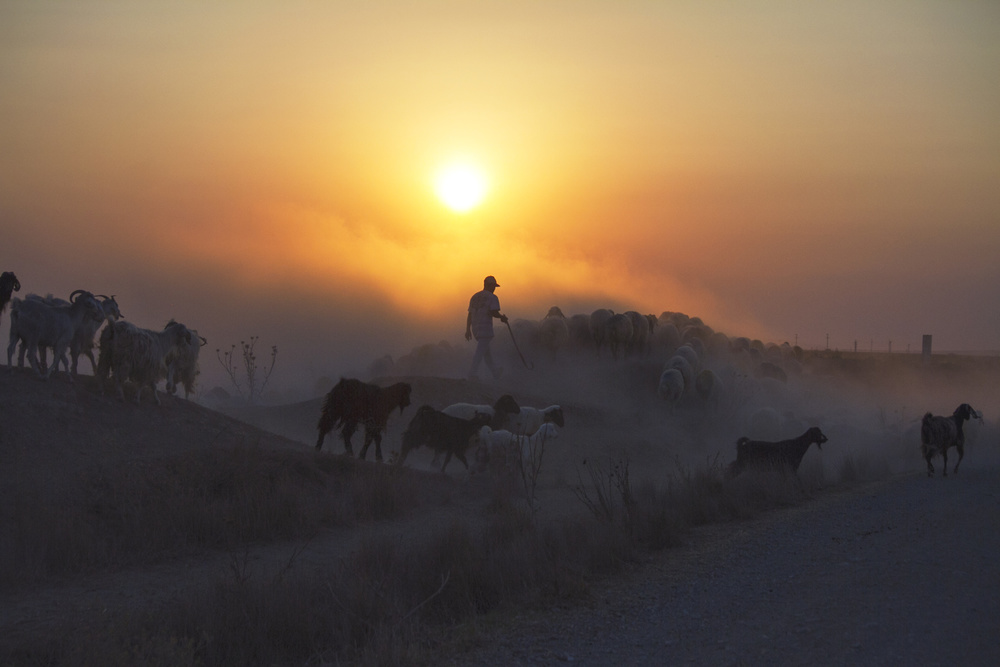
{"left": 447, "top": 463, "right": 1000, "bottom": 666}
{"left": 1, "top": 352, "right": 998, "bottom": 664}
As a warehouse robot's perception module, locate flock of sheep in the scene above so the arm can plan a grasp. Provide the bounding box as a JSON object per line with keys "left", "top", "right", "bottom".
{"left": 2, "top": 267, "right": 983, "bottom": 480}
{"left": 315, "top": 377, "right": 564, "bottom": 475}
{"left": 0, "top": 270, "right": 206, "bottom": 406}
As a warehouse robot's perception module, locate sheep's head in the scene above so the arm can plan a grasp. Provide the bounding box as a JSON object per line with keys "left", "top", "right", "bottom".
{"left": 545, "top": 306, "right": 565, "bottom": 319}
{"left": 494, "top": 394, "right": 520, "bottom": 415}
{"left": 807, "top": 427, "right": 828, "bottom": 449}
{"left": 545, "top": 406, "right": 565, "bottom": 427}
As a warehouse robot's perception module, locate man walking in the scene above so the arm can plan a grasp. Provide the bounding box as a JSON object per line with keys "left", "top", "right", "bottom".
{"left": 466, "top": 275, "right": 508, "bottom": 381}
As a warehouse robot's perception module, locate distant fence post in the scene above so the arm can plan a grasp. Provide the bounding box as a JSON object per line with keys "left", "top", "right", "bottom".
{"left": 922, "top": 335, "right": 933, "bottom": 363}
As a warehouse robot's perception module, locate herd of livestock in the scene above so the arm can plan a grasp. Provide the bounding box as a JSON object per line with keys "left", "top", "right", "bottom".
{"left": 1, "top": 270, "right": 984, "bottom": 479}
{"left": 0, "top": 270, "right": 205, "bottom": 406}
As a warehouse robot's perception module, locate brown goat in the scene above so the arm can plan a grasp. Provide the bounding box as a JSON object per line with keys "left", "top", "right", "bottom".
{"left": 315, "top": 378, "right": 412, "bottom": 462}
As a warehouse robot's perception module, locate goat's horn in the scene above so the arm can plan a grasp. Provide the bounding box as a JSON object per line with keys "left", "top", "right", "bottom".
{"left": 199, "top": 336, "right": 208, "bottom": 346}
{"left": 95, "top": 294, "right": 110, "bottom": 300}
{"left": 69, "top": 289, "right": 87, "bottom": 303}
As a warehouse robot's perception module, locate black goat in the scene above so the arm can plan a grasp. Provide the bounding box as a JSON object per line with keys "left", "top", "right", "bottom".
{"left": 315, "top": 378, "right": 412, "bottom": 462}
{"left": 921, "top": 403, "right": 982, "bottom": 477}
{"left": 726, "top": 426, "right": 828, "bottom": 479}
{"left": 398, "top": 405, "right": 491, "bottom": 472}
{"left": 0, "top": 271, "right": 20, "bottom": 326}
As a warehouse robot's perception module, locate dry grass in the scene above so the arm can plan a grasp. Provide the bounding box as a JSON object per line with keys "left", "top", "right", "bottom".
{"left": 0, "top": 442, "right": 420, "bottom": 591}
{"left": 2, "top": 436, "right": 892, "bottom": 667}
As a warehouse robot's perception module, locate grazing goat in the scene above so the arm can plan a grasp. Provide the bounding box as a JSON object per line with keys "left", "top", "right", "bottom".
{"left": 315, "top": 378, "right": 412, "bottom": 462}
{"left": 99, "top": 319, "right": 197, "bottom": 405}
{"left": 7, "top": 290, "right": 104, "bottom": 381}
{"left": 398, "top": 405, "right": 491, "bottom": 472}
{"left": 500, "top": 404, "right": 564, "bottom": 436}
{"left": 920, "top": 403, "right": 982, "bottom": 477}
{"left": 166, "top": 327, "right": 207, "bottom": 399}
{"left": 726, "top": 426, "right": 828, "bottom": 479}
{"left": 0, "top": 271, "right": 20, "bottom": 326}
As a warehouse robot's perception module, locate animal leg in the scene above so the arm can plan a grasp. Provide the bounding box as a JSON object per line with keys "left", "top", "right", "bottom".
{"left": 315, "top": 429, "right": 329, "bottom": 451}
{"left": 440, "top": 450, "right": 453, "bottom": 472}
{"left": 340, "top": 423, "right": 357, "bottom": 457}
{"left": 372, "top": 432, "right": 384, "bottom": 463}
{"left": 925, "top": 454, "right": 934, "bottom": 477}
{"left": 954, "top": 445, "right": 964, "bottom": 474}
{"left": 941, "top": 449, "right": 948, "bottom": 477}
{"left": 358, "top": 431, "right": 373, "bottom": 461}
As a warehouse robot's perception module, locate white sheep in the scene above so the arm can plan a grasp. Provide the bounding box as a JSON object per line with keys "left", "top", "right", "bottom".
{"left": 665, "top": 355, "right": 695, "bottom": 392}
{"left": 625, "top": 311, "right": 656, "bottom": 358}
{"left": 474, "top": 422, "right": 560, "bottom": 475}
{"left": 657, "top": 367, "right": 684, "bottom": 409}
{"left": 589, "top": 308, "right": 614, "bottom": 357}
{"left": 442, "top": 394, "right": 521, "bottom": 429}
{"left": 500, "top": 404, "right": 564, "bottom": 436}
{"left": 538, "top": 306, "right": 569, "bottom": 361}
{"left": 603, "top": 313, "right": 633, "bottom": 360}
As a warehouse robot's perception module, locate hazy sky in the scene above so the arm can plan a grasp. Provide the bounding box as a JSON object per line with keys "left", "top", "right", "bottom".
{"left": 2, "top": 1, "right": 998, "bottom": 392}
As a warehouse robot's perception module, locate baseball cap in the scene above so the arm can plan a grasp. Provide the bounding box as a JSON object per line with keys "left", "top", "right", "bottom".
{"left": 484, "top": 275, "right": 500, "bottom": 287}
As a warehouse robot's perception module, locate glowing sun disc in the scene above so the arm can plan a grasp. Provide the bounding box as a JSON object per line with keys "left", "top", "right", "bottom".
{"left": 434, "top": 163, "right": 488, "bottom": 213}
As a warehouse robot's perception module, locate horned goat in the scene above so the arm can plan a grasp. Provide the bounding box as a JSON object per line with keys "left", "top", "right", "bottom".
{"left": 725, "top": 426, "right": 828, "bottom": 479}
{"left": 166, "top": 327, "right": 207, "bottom": 399}
{"left": 22, "top": 293, "right": 122, "bottom": 376}
{"left": 920, "top": 403, "right": 983, "bottom": 477}
{"left": 6, "top": 290, "right": 105, "bottom": 381}
{"left": 98, "top": 319, "right": 196, "bottom": 405}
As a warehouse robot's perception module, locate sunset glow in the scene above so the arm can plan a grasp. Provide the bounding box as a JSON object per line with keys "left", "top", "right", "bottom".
{"left": 1, "top": 1, "right": 998, "bottom": 391}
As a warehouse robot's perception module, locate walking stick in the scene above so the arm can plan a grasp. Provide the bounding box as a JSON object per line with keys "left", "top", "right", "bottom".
{"left": 505, "top": 319, "right": 535, "bottom": 370}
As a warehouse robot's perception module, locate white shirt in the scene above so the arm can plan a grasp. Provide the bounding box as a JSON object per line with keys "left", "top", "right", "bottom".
{"left": 468, "top": 290, "right": 500, "bottom": 340}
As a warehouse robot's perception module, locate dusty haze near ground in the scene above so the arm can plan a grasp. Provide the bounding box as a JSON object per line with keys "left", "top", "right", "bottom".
{"left": 0, "top": 332, "right": 998, "bottom": 662}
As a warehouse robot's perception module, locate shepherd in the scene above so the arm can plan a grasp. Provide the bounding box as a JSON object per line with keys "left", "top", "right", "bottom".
{"left": 465, "top": 275, "right": 508, "bottom": 381}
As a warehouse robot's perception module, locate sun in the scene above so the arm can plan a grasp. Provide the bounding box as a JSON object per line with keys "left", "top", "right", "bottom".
{"left": 433, "top": 162, "right": 488, "bottom": 213}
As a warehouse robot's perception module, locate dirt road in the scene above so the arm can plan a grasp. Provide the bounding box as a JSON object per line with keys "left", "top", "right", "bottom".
{"left": 450, "top": 460, "right": 1000, "bottom": 666}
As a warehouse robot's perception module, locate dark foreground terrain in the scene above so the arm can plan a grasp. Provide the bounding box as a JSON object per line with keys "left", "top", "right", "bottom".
{"left": 1, "top": 350, "right": 997, "bottom": 665}
{"left": 451, "top": 461, "right": 1000, "bottom": 666}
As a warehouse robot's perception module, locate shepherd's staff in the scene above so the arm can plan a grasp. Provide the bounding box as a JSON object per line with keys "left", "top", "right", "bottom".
{"left": 504, "top": 319, "right": 535, "bottom": 370}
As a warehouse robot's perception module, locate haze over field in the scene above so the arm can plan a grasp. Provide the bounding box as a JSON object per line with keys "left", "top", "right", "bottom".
{"left": 2, "top": 1, "right": 998, "bottom": 395}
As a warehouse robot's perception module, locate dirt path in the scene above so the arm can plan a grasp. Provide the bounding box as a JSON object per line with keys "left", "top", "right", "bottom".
{"left": 447, "top": 461, "right": 1000, "bottom": 666}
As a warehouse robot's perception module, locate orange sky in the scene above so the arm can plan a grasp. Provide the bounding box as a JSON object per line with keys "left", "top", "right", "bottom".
{"left": 2, "top": 1, "right": 998, "bottom": 392}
